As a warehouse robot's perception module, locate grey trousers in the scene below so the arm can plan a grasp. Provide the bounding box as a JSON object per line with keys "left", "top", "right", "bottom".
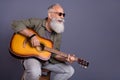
{"left": 23, "top": 58, "right": 75, "bottom": 80}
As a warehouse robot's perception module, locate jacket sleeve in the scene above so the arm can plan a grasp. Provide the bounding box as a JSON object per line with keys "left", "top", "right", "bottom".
{"left": 11, "top": 18, "right": 42, "bottom": 33}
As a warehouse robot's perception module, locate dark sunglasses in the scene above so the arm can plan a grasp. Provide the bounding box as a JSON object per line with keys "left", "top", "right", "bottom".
{"left": 56, "top": 12, "right": 65, "bottom": 17}
{"left": 50, "top": 12, "right": 65, "bottom": 17}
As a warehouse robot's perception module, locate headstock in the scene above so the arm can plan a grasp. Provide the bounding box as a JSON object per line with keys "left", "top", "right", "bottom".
{"left": 77, "top": 58, "right": 89, "bottom": 68}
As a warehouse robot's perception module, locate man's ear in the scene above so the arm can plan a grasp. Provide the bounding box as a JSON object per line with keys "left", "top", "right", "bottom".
{"left": 48, "top": 13, "right": 52, "bottom": 19}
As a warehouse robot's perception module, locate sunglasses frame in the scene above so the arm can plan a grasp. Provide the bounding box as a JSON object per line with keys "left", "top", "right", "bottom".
{"left": 57, "top": 12, "right": 65, "bottom": 17}
{"left": 49, "top": 12, "right": 65, "bottom": 17}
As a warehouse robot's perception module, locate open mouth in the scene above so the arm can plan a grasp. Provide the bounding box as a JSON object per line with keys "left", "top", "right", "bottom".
{"left": 58, "top": 19, "right": 64, "bottom": 23}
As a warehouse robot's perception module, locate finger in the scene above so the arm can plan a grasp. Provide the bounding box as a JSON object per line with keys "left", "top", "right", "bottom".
{"left": 34, "top": 39, "right": 40, "bottom": 46}
{"left": 66, "top": 54, "right": 70, "bottom": 62}
{"left": 70, "top": 54, "right": 75, "bottom": 57}
{"left": 67, "top": 55, "right": 74, "bottom": 63}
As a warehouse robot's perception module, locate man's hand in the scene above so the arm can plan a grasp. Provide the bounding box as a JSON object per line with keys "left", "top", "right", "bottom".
{"left": 19, "top": 28, "right": 40, "bottom": 47}
{"left": 66, "top": 54, "right": 76, "bottom": 63}
{"left": 30, "top": 36, "right": 40, "bottom": 47}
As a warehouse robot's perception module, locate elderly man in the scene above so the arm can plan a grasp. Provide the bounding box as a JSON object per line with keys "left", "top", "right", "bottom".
{"left": 11, "top": 3, "right": 76, "bottom": 80}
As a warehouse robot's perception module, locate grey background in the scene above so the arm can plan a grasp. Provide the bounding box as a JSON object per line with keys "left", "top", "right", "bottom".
{"left": 0, "top": 0, "right": 120, "bottom": 80}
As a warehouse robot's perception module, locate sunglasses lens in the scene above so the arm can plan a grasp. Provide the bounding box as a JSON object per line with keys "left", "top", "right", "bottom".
{"left": 59, "top": 13, "right": 65, "bottom": 17}
{"left": 63, "top": 13, "right": 65, "bottom": 17}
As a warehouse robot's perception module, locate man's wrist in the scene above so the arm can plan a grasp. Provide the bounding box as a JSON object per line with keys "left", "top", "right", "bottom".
{"left": 28, "top": 34, "right": 36, "bottom": 40}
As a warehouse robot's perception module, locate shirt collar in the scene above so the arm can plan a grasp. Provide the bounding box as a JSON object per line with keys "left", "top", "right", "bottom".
{"left": 41, "top": 17, "right": 48, "bottom": 29}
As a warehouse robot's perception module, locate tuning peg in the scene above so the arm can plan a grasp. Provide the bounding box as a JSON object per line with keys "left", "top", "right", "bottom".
{"left": 82, "top": 65, "right": 88, "bottom": 69}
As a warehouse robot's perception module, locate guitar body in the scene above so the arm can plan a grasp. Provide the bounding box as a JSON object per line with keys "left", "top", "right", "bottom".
{"left": 10, "top": 32, "right": 53, "bottom": 60}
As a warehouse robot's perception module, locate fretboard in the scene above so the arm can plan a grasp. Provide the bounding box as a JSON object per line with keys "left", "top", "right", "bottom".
{"left": 44, "top": 47, "right": 68, "bottom": 57}
{"left": 44, "top": 46, "right": 78, "bottom": 61}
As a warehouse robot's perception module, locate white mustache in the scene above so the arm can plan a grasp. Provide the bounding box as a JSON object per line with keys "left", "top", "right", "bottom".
{"left": 54, "top": 18, "right": 65, "bottom": 23}
{"left": 58, "top": 19, "right": 65, "bottom": 22}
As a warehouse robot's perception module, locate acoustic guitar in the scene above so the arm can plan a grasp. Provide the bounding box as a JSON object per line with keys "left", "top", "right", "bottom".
{"left": 9, "top": 30, "right": 89, "bottom": 68}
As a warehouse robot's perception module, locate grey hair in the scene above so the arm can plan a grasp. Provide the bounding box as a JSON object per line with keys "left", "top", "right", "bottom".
{"left": 48, "top": 3, "right": 62, "bottom": 12}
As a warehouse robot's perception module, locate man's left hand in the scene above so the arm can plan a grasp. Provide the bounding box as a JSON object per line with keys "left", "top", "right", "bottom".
{"left": 66, "top": 54, "right": 76, "bottom": 63}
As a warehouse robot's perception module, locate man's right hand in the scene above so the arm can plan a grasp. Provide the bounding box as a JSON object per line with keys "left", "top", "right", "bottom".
{"left": 19, "top": 28, "right": 40, "bottom": 47}
{"left": 30, "top": 36, "right": 40, "bottom": 47}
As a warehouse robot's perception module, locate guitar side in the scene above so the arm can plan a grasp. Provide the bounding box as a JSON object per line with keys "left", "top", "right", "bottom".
{"left": 10, "top": 33, "right": 53, "bottom": 61}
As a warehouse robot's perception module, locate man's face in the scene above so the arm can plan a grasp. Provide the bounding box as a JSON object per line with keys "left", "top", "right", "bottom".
{"left": 49, "top": 6, "right": 65, "bottom": 33}
{"left": 51, "top": 6, "right": 65, "bottom": 19}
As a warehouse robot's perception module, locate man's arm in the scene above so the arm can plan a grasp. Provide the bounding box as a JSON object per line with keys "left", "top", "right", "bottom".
{"left": 11, "top": 18, "right": 41, "bottom": 47}
{"left": 19, "top": 28, "right": 40, "bottom": 47}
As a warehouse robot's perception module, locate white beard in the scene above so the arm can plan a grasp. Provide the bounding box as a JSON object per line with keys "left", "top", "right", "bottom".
{"left": 50, "top": 18, "right": 64, "bottom": 33}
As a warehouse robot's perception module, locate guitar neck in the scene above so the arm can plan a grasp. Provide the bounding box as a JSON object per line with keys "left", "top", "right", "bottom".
{"left": 44, "top": 46, "right": 78, "bottom": 60}
{"left": 44, "top": 46, "right": 89, "bottom": 68}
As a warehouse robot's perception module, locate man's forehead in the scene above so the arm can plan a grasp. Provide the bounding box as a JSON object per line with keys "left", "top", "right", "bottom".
{"left": 53, "top": 5, "right": 64, "bottom": 12}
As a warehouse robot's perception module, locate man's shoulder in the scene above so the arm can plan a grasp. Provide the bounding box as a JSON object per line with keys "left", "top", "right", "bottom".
{"left": 28, "top": 18, "right": 46, "bottom": 26}
{"left": 29, "top": 18, "right": 44, "bottom": 21}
